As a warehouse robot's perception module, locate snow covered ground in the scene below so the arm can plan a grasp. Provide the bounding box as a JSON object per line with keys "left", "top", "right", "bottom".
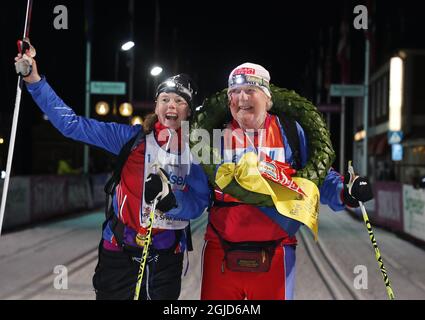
{"left": 1, "top": 205, "right": 424, "bottom": 300}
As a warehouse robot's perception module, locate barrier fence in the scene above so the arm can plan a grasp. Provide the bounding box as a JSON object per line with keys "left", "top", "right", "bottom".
{"left": 0, "top": 173, "right": 110, "bottom": 231}
{"left": 351, "top": 181, "right": 425, "bottom": 243}
{"left": 1, "top": 176, "right": 425, "bottom": 243}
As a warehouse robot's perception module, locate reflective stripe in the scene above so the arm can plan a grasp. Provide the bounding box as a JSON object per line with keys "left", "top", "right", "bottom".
{"left": 146, "top": 264, "right": 151, "bottom": 300}
{"left": 200, "top": 240, "right": 208, "bottom": 294}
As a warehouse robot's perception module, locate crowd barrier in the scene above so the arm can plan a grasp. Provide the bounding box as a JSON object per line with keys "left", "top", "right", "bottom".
{"left": 349, "top": 181, "right": 425, "bottom": 243}
{"left": 0, "top": 173, "right": 110, "bottom": 231}
{"left": 2, "top": 176, "right": 425, "bottom": 243}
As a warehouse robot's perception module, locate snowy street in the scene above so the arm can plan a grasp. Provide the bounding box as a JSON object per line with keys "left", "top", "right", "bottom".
{"left": 1, "top": 205, "right": 424, "bottom": 300}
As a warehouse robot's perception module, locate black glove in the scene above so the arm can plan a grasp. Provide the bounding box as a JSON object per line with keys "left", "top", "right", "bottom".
{"left": 144, "top": 168, "right": 177, "bottom": 212}
{"left": 343, "top": 173, "right": 374, "bottom": 208}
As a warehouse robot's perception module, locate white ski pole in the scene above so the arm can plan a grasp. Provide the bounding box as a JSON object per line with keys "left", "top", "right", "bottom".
{"left": 0, "top": 0, "right": 34, "bottom": 236}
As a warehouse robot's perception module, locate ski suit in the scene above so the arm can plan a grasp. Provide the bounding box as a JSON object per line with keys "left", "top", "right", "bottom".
{"left": 26, "top": 77, "right": 210, "bottom": 300}
{"left": 201, "top": 114, "right": 344, "bottom": 300}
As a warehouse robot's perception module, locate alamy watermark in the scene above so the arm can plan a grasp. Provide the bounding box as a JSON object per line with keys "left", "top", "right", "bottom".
{"left": 353, "top": 5, "right": 368, "bottom": 30}
{"left": 353, "top": 265, "right": 368, "bottom": 290}
{"left": 53, "top": 5, "right": 68, "bottom": 30}
{"left": 155, "top": 121, "right": 271, "bottom": 165}
{"left": 52, "top": 4, "right": 367, "bottom": 32}
{"left": 53, "top": 265, "right": 68, "bottom": 290}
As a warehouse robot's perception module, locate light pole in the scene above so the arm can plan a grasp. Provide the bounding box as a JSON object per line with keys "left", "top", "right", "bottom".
{"left": 113, "top": 41, "right": 135, "bottom": 115}
{"left": 83, "top": 0, "right": 93, "bottom": 175}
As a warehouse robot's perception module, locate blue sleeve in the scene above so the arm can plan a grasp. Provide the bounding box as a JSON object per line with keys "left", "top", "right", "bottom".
{"left": 296, "top": 121, "right": 308, "bottom": 167}
{"left": 26, "top": 77, "right": 141, "bottom": 155}
{"left": 320, "top": 168, "right": 345, "bottom": 212}
{"left": 166, "top": 163, "right": 210, "bottom": 220}
{"left": 283, "top": 121, "right": 308, "bottom": 167}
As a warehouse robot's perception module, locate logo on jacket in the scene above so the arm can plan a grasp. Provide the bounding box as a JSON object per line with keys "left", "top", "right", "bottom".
{"left": 169, "top": 172, "right": 187, "bottom": 186}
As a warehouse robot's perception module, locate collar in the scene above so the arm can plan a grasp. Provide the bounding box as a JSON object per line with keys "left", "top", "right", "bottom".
{"left": 154, "top": 121, "right": 182, "bottom": 150}
{"left": 231, "top": 113, "right": 272, "bottom": 133}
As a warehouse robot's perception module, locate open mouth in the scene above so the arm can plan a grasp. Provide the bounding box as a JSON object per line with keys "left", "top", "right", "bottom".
{"left": 165, "top": 113, "right": 178, "bottom": 120}
{"left": 239, "top": 106, "right": 253, "bottom": 111}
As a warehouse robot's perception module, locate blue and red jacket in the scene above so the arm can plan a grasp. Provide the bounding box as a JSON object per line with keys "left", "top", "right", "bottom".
{"left": 26, "top": 77, "right": 210, "bottom": 252}
{"left": 206, "top": 114, "right": 345, "bottom": 245}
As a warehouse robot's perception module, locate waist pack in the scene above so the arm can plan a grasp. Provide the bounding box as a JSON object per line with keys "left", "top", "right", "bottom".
{"left": 222, "top": 240, "right": 279, "bottom": 272}
{"left": 210, "top": 223, "right": 282, "bottom": 273}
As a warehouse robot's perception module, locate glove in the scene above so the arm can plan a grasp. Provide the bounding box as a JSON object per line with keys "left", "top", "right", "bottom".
{"left": 15, "top": 38, "right": 36, "bottom": 77}
{"left": 15, "top": 55, "right": 33, "bottom": 76}
{"left": 144, "top": 168, "right": 177, "bottom": 212}
{"left": 343, "top": 173, "right": 374, "bottom": 208}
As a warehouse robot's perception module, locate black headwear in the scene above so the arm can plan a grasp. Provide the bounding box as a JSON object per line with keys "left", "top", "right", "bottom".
{"left": 155, "top": 74, "right": 198, "bottom": 110}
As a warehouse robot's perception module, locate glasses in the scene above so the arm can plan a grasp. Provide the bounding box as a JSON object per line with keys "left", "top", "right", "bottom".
{"left": 157, "top": 95, "right": 188, "bottom": 107}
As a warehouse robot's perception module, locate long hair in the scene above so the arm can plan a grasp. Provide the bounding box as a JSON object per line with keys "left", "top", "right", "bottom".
{"left": 143, "top": 113, "right": 158, "bottom": 134}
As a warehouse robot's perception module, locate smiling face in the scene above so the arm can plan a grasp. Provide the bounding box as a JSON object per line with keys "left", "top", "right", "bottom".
{"left": 228, "top": 85, "right": 271, "bottom": 130}
{"left": 155, "top": 92, "right": 191, "bottom": 130}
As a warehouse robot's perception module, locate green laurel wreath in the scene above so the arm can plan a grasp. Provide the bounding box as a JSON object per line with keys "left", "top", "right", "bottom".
{"left": 191, "top": 85, "right": 335, "bottom": 206}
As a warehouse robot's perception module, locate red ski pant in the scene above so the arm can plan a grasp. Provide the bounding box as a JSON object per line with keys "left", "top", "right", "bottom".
{"left": 201, "top": 240, "right": 296, "bottom": 300}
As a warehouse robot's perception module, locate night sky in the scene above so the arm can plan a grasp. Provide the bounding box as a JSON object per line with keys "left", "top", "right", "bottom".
{"left": 0, "top": 0, "right": 424, "bottom": 174}
{"left": 1, "top": 0, "right": 346, "bottom": 113}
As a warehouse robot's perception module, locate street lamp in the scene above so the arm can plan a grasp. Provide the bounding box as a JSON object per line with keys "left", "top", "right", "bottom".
{"left": 95, "top": 101, "right": 110, "bottom": 116}
{"left": 148, "top": 65, "right": 163, "bottom": 98}
{"left": 114, "top": 40, "right": 135, "bottom": 115}
{"left": 119, "top": 102, "right": 133, "bottom": 117}
{"left": 121, "top": 41, "right": 135, "bottom": 51}
{"left": 389, "top": 56, "right": 404, "bottom": 131}
{"left": 131, "top": 116, "right": 143, "bottom": 126}
{"left": 150, "top": 66, "right": 163, "bottom": 77}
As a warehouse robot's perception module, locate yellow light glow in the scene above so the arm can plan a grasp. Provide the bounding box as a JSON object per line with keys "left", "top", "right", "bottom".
{"left": 0, "top": 138, "right": 4, "bottom": 144}
{"left": 119, "top": 102, "right": 133, "bottom": 117}
{"left": 95, "top": 101, "right": 110, "bottom": 116}
{"left": 389, "top": 57, "right": 403, "bottom": 131}
{"left": 354, "top": 130, "right": 366, "bottom": 141}
{"left": 131, "top": 116, "right": 143, "bottom": 126}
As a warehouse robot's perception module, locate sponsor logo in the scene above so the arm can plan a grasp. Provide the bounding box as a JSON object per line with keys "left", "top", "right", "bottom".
{"left": 258, "top": 162, "right": 278, "bottom": 180}
{"left": 233, "top": 67, "right": 256, "bottom": 75}
{"left": 169, "top": 172, "right": 187, "bottom": 186}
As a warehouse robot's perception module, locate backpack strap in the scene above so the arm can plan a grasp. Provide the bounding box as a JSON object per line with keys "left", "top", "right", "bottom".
{"left": 280, "top": 116, "right": 302, "bottom": 170}
{"left": 185, "top": 222, "right": 193, "bottom": 252}
{"left": 104, "top": 130, "right": 146, "bottom": 202}
{"left": 103, "top": 130, "right": 145, "bottom": 246}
